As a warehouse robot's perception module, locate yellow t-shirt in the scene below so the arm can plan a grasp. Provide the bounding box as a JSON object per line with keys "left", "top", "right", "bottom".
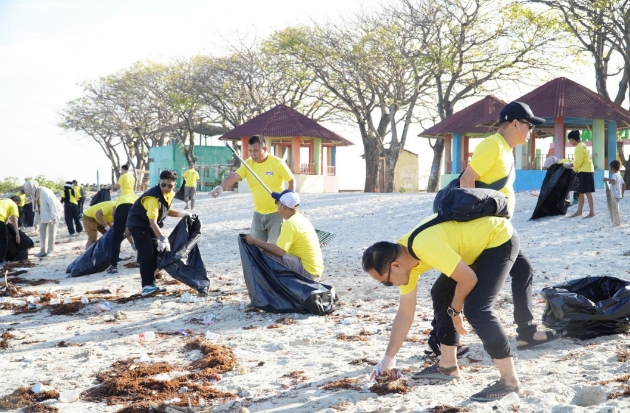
{"left": 573, "top": 142, "right": 594, "bottom": 173}
{"left": 115, "top": 193, "right": 138, "bottom": 207}
{"left": 141, "top": 191, "right": 175, "bottom": 220}
{"left": 60, "top": 187, "right": 80, "bottom": 205}
{"left": 118, "top": 172, "right": 136, "bottom": 196}
{"left": 236, "top": 155, "right": 294, "bottom": 214}
{"left": 276, "top": 213, "right": 324, "bottom": 277}
{"left": 397, "top": 214, "right": 513, "bottom": 295}
{"left": 467, "top": 133, "right": 516, "bottom": 216}
{"left": 18, "top": 194, "right": 26, "bottom": 207}
{"left": 0, "top": 199, "right": 19, "bottom": 222}
{"left": 84, "top": 201, "right": 115, "bottom": 223}
{"left": 183, "top": 169, "right": 200, "bottom": 188}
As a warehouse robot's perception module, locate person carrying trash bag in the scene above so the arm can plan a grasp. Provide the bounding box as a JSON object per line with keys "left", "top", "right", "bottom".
{"left": 126, "top": 170, "right": 191, "bottom": 297}
{"left": 242, "top": 190, "right": 323, "bottom": 280}
{"left": 0, "top": 196, "right": 21, "bottom": 269}
{"left": 362, "top": 214, "right": 523, "bottom": 402}
{"left": 82, "top": 200, "right": 115, "bottom": 249}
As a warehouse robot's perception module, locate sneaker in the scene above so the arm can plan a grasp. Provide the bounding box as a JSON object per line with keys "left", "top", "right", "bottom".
{"left": 46, "top": 253, "right": 55, "bottom": 257}
{"left": 141, "top": 284, "right": 165, "bottom": 297}
{"left": 107, "top": 265, "right": 118, "bottom": 274}
{"left": 34, "top": 252, "right": 47, "bottom": 258}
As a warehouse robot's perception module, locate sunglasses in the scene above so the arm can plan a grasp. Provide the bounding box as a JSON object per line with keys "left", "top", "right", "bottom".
{"left": 517, "top": 119, "right": 534, "bottom": 130}
{"left": 160, "top": 182, "right": 174, "bottom": 189}
{"left": 381, "top": 264, "right": 393, "bottom": 287}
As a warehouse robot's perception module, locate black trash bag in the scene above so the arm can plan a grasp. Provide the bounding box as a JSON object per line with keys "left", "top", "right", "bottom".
{"left": 90, "top": 188, "right": 111, "bottom": 206}
{"left": 6, "top": 225, "right": 35, "bottom": 261}
{"left": 174, "top": 178, "right": 187, "bottom": 201}
{"left": 238, "top": 236, "right": 338, "bottom": 315}
{"left": 530, "top": 164, "right": 576, "bottom": 220}
{"left": 23, "top": 203, "right": 35, "bottom": 227}
{"left": 157, "top": 215, "right": 209, "bottom": 294}
{"left": 66, "top": 229, "right": 114, "bottom": 277}
{"left": 541, "top": 276, "right": 630, "bottom": 340}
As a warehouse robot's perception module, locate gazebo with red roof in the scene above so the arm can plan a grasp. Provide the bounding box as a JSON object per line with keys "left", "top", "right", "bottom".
{"left": 220, "top": 104, "right": 353, "bottom": 193}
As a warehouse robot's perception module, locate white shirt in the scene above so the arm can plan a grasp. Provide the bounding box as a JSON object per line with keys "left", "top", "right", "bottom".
{"left": 609, "top": 171, "right": 625, "bottom": 199}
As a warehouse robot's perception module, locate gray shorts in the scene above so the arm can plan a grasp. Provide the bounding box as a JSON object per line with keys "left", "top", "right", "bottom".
{"left": 251, "top": 211, "right": 283, "bottom": 244}
{"left": 184, "top": 186, "right": 196, "bottom": 200}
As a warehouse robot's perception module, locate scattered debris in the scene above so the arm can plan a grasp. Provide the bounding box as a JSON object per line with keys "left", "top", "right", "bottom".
{"left": 0, "top": 387, "right": 59, "bottom": 411}
{"left": 428, "top": 406, "right": 469, "bottom": 413}
{"left": 48, "top": 302, "right": 86, "bottom": 316}
{"left": 281, "top": 371, "right": 308, "bottom": 384}
{"left": 8, "top": 278, "right": 59, "bottom": 286}
{"left": 369, "top": 379, "right": 410, "bottom": 395}
{"left": 616, "top": 349, "right": 630, "bottom": 363}
{"left": 0, "top": 331, "right": 16, "bottom": 349}
{"left": 600, "top": 374, "right": 630, "bottom": 385}
{"left": 609, "top": 385, "right": 630, "bottom": 399}
{"left": 55, "top": 341, "right": 84, "bottom": 347}
{"left": 348, "top": 358, "right": 376, "bottom": 366}
{"left": 320, "top": 378, "right": 361, "bottom": 391}
{"left": 337, "top": 333, "right": 368, "bottom": 342}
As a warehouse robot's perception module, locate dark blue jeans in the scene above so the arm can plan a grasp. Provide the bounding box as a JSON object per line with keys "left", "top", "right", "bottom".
{"left": 110, "top": 203, "right": 132, "bottom": 266}
{"left": 64, "top": 203, "right": 83, "bottom": 235}
{"left": 431, "top": 231, "right": 520, "bottom": 360}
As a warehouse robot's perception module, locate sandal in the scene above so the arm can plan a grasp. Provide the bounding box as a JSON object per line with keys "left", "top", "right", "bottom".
{"left": 412, "top": 363, "right": 460, "bottom": 381}
{"left": 516, "top": 330, "right": 559, "bottom": 350}
{"left": 470, "top": 378, "right": 522, "bottom": 402}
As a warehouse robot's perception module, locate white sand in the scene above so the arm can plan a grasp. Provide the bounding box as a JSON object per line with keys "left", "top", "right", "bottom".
{"left": 2, "top": 190, "right": 630, "bottom": 412}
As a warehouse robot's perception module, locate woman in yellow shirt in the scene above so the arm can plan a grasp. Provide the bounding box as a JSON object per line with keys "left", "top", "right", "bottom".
{"left": 566, "top": 130, "right": 595, "bottom": 217}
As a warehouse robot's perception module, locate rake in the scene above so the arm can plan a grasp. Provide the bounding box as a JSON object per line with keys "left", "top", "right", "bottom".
{"left": 224, "top": 142, "right": 336, "bottom": 247}
{"left": 605, "top": 181, "right": 622, "bottom": 226}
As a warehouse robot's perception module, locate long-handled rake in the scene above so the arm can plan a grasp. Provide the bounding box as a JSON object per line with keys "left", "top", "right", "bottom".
{"left": 224, "top": 142, "right": 336, "bottom": 247}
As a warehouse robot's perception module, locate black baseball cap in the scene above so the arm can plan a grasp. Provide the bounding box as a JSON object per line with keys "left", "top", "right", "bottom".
{"left": 499, "top": 101, "right": 545, "bottom": 125}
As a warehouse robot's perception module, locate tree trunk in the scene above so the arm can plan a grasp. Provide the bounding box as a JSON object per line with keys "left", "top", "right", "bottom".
{"left": 364, "top": 137, "right": 381, "bottom": 193}
{"left": 426, "top": 139, "right": 445, "bottom": 192}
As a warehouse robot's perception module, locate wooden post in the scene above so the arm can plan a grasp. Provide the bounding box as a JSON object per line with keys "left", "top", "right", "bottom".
{"left": 291, "top": 136, "right": 301, "bottom": 174}
{"left": 553, "top": 117, "right": 565, "bottom": 158}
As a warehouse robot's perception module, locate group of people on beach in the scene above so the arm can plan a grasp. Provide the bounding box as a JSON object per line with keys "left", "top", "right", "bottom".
{"left": 0, "top": 102, "right": 618, "bottom": 403}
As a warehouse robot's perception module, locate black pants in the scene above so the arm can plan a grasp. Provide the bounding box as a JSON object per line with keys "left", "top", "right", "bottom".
{"left": 78, "top": 198, "right": 85, "bottom": 217}
{"left": 0, "top": 221, "right": 7, "bottom": 262}
{"left": 129, "top": 226, "right": 159, "bottom": 287}
{"left": 18, "top": 207, "right": 24, "bottom": 227}
{"left": 431, "top": 232, "right": 519, "bottom": 360}
{"left": 110, "top": 203, "right": 132, "bottom": 265}
{"left": 64, "top": 203, "right": 83, "bottom": 235}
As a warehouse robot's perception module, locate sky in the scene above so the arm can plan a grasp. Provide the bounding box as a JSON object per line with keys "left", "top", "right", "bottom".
{"left": 0, "top": 0, "right": 612, "bottom": 190}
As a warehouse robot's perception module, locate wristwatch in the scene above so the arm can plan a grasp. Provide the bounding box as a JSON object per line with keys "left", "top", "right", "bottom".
{"left": 447, "top": 306, "right": 462, "bottom": 317}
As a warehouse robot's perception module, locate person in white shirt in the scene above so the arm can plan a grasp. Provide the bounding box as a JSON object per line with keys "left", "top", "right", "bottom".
{"left": 603, "top": 160, "right": 625, "bottom": 217}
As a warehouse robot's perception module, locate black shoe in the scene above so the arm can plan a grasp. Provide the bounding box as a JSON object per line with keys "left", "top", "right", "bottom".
{"left": 107, "top": 265, "right": 118, "bottom": 274}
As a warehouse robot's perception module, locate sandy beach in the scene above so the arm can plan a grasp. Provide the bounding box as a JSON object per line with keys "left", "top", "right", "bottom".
{"left": 1, "top": 190, "right": 630, "bottom": 413}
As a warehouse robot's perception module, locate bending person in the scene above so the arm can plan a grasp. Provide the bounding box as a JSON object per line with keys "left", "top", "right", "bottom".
{"left": 24, "top": 180, "right": 63, "bottom": 258}
{"left": 82, "top": 200, "right": 115, "bottom": 249}
{"left": 243, "top": 190, "right": 323, "bottom": 279}
{"left": 0, "top": 197, "right": 21, "bottom": 269}
{"left": 126, "top": 170, "right": 191, "bottom": 297}
{"left": 107, "top": 191, "right": 138, "bottom": 274}
{"left": 363, "top": 214, "right": 521, "bottom": 401}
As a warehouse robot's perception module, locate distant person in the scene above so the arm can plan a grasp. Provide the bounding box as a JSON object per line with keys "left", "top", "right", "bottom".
{"left": 565, "top": 130, "right": 595, "bottom": 218}
{"left": 60, "top": 181, "right": 83, "bottom": 237}
{"left": 603, "top": 159, "right": 625, "bottom": 218}
{"left": 110, "top": 164, "right": 136, "bottom": 196}
{"left": 183, "top": 163, "right": 200, "bottom": 210}
{"left": 24, "top": 180, "right": 63, "bottom": 258}
{"left": 82, "top": 200, "right": 115, "bottom": 248}
{"left": 72, "top": 180, "right": 86, "bottom": 217}
{"left": 16, "top": 190, "right": 26, "bottom": 227}
{"left": 107, "top": 188, "right": 139, "bottom": 274}
{"left": 363, "top": 214, "right": 522, "bottom": 402}
{"left": 126, "top": 170, "right": 191, "bottom": 296}
{"left": 0, "top": 197, "right": 21, "bottom": 269}
{"left": 243, "top": 190, "right": 323, "bottom": 279}
{"left": 211, "top": 135, "right": 294, "bottom": 243}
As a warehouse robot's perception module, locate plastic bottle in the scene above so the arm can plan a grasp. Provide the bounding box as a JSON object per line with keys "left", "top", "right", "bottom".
{"left": 128, "top": 331, "right": 156, "bottom": 344}
{"left": 49, "top": 299, "right": 61, "bottom": 305}
{"left": 80, "top": 296, "right": 89, "bottom": 304}
{"left": 58, "top": 389, "right": 80, "bottom": 403}
{"left": 180, "top": 292, "right": 191, "bottom": 303}
{"left": 498, "top": 392, "right": 520, "bottom": 408}
{"left": 205, "top": 331, "right": 220, "bottom": 341}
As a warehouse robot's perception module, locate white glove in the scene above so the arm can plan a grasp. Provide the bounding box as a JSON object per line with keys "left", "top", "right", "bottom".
{"left": 104, "top": 225, "right": 111, "bottom": 231}
{"left": 562, "top": 162, "right": 574, "bottom": 169}
{"left": 369, "top": 354, "right": 396, "bottom": 382}
{"left": 210, "top": 185, "right": 223, "bottom": 198}
{"left": 157, "top": 237, "right": 170, "bottom": 252}
{"left": 177, "top": 210, "right": 192, "bottom": 218}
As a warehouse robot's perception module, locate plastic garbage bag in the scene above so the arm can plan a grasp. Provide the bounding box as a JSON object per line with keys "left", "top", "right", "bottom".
{"left": 66, "top": 229, "right": 114, "bottom": 277}
{"left": 530, "top": 164, "right": 576, "bottom": 220}
{"left": 174, "top": 178, "right": 186, "bottom": 202}
{"left": 157, "top": 215, "right": 209, "bottom": 294}
{"left": 90, "top": 188, "right": 111, "bottom": 206}
{"left": 238, "top": 236, "right": 338, "bottom": 315}
{"left": 541, "top": 276, "right": 630, "bottom": 340}
{"left": 6, "top": 225, "right": 35, "bottom": 261}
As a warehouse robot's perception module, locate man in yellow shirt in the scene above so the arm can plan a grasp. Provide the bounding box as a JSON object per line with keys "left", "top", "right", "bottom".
{"left": 60, "top": 181, "right": 83, "bottom": 237}
{"left": 363, "top": 215, "right": 521, "bottom": 402}
{"left": 243, "top": 190, "right": 323, "bottom": 279}
{"left": 110, "top": 164, "right": 136, "bottom": 195}
{"left": 211, "top": 135, "right": 294, "bottom": 243}
{"left": 0, "top": 197, "right": 21, "bottom": 268}
{"left": 183, "top": 163, "right": 200, "bottom": 210}
{"left": 126, "top": 170, "right": 191, "bottom": 296}
{"left": 82, "top": 200, "right": 115, "bottom": 248}
{"left": 565, "top": 130, "right": 595, "bottom": 217}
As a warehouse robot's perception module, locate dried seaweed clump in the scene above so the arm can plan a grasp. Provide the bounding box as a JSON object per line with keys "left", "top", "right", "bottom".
{"left": 21, "top": 404, "right": 59, "bottom": 413}
{"left": 0, "top": 387, "right": 59, "bottom": 410}
{"left": 184, "top": 340, "right": 238, "bottom": 375}
{"left": 369, "top": 379, "right": 410, "bottom": 395}
{"left": 48, "top": 302, "right": 85, "bottom": 316}
{"left": 1, "top": 331, "right": 16, "bottom": 349}
{"left": 337, "top": 333, "right": 368, "bottom": 342}
{"left": 429, "top": 406, "right": 469, "bottom": 413}
{"left": 321, "top": 378, "right": 361, "bottom": 391}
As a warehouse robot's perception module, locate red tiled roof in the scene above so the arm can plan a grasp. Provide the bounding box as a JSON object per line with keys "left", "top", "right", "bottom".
{"left": 477, "top": 77, "right": 630, "bottom": 127}
{"left": 219, "top": 105, "right": 353, "bottom": 146}
{"left": 418, "top": 96, "right": 507, "bottom": 138}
